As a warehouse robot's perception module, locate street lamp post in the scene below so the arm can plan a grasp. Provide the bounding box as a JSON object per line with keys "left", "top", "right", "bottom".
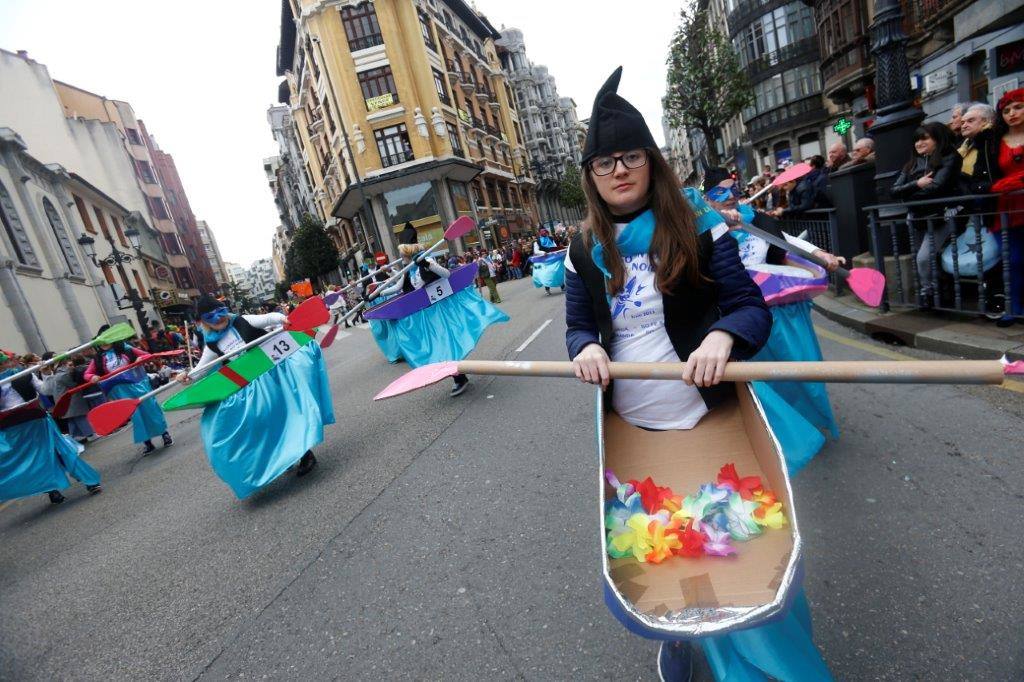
{"left": 77, "top": 228, "right": 151, "bottom": 333}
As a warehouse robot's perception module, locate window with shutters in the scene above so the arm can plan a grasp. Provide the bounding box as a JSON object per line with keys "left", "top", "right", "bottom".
{"left": 42, "top": 197, "right": 84, "bottom": 277}
{"left": 373, "top": 124, "right": 414, "bottom": 168}
{"left": 73, "top": 195, "right": 96, "bottom": 234}
{"left": 0, "top": 181, "right": 39, "bottom": 267}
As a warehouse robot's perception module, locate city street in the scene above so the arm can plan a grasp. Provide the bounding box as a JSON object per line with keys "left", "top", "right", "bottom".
{"left": 1, "top": 276, "right": 1022, "bottom": 681}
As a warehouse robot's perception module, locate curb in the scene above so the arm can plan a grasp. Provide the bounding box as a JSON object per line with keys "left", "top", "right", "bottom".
{"left": 812, "top": 294, "right": 1024, "bottom": 362}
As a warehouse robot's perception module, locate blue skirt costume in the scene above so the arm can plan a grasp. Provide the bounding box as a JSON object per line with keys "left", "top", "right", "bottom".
{"left": 370, "top": 287, "right": 508, "bottom": 368}
{"left": 105, "top": 372, "right": 167, "bottom": 444}
{"left": 531, "top": 251, "right": 566, "bottom": 289}
{"left": 199, "top": 342, "right": 335, "bottom": 499}
{"left": 0, "top": 416, "right": 100, "bottom": 501}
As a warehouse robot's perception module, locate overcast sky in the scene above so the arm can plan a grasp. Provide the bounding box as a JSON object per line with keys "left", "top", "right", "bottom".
{"left": 0, "top": 1, "right": 682, "bottom": 268}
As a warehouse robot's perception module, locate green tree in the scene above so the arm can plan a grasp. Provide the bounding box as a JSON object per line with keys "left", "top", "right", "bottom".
{"left": 663, "top": 6, "right": 752, "bottom": 167}
{"left": 285, "top": 213, "right": 339, "bottom": 289}
{"left": 559, "top": 165, "right": 586, "bottom": 211}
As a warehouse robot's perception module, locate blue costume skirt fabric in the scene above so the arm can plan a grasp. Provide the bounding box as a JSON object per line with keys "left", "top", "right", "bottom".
{"left": 532, "top": 256, "right": 566, "bottom": 289}
{"left": 371, "top": 288, "right": 509, "bottom": 368}
{"left": 199, "top": 343, "right": 335, "bottom": 499}
{"left": 369, "top": 294, "right": 404, "bottom": 364}
{"left": 0, "top": 416, "right": 100, "bottom": 501}
{"left": 107, "top": 379, "right": 168, "bottom": 444}
{"left": 753, "top": 301, "right": 839, "bottom": 446}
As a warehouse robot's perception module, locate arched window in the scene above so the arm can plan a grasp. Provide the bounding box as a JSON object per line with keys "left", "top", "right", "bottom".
{"left": 0, "top": 180, "right": 39, "bottom": 267}
{"left": 41, "top": 196, "right": 84, "bottom": 277}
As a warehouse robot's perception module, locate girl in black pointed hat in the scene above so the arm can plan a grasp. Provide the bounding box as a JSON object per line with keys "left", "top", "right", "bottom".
{"left": 564, "top": 67, "right": 831, "bottom": 681}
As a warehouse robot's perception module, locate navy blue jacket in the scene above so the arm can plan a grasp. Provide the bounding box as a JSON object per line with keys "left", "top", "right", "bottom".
{"left": 783, "top": 168, "right": 830, "bottom": 215}
{"left": 565, "top": 228, "right": 771, "bottom": 410}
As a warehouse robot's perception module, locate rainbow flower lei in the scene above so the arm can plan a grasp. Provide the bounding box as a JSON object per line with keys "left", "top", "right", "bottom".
{"left": 604, "top": 464, "right": 786, "bottom": 564}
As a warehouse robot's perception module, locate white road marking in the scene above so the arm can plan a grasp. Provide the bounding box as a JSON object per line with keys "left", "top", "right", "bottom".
{"left": 515, "top": 319, "right": 552, "bottom": 353}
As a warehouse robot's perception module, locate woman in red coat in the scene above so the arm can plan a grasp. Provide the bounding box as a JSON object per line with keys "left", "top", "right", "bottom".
{"left": 990, "top": 88, "right": 1024, "bottom": 326}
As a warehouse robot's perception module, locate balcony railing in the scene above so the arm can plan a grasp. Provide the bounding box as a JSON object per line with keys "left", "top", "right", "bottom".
{"left": 379, "top": 149, "right": 414, "bottom": 169}
{"left": 349, "top": 33, "right": 384, "bottom": 52}
{"left": 744, "top": 95, "right": 828, "bottom": 142}
{"left": 726, "top": 0, "right": 789, "bottom": 37}
{"left": 745, "top": 36, "right": 820, "bottom": 81}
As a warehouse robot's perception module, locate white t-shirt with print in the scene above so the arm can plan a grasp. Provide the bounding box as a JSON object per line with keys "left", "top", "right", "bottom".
{"left": 566, "top": 222, "right": 729, "bottom": 430}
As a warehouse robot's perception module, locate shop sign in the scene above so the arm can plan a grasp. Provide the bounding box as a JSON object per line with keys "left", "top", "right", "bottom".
{"left": 996, "top": 39, "right": 1024, "bottom": 77}
{"left": 366, "top": 93, "right": 395, "bottom": 112}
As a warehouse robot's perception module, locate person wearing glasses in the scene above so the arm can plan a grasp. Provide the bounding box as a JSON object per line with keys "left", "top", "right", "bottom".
{"left": 85, "top": 326, "right": 172, "bottom": 456}
{"left": 178, "top": 295, "right": 334, "bottom": 498}
{"left": 564, "top": 67, "right": 831, "bottom": 682}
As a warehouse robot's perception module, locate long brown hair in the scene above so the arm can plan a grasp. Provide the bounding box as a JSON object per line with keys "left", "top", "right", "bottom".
{"left": 582, "top": 147, "right": 702, "bottom": 296}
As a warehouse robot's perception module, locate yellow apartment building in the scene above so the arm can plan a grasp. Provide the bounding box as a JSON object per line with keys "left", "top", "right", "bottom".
{"left": 276, "top": 0, "right": 538, "bottom": 259}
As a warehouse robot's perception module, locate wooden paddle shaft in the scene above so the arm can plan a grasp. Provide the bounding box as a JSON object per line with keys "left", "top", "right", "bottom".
{"left": 341, "top": 258, "right": 401, "bottom": 293}
{"left": 455, "top": 360, "right": 1005, "bottom": 385}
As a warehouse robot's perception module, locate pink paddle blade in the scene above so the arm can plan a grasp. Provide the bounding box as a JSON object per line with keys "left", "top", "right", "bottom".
{"left": 374, "top": 361, "right": 460, "bottom": 400}
{"left": 287, "top": 296, "right": 330, "bottom": 330}
{"left": 771, "top": 162, "right": 812, "bottom": 187}
{"left": 1004, "top": 358, "right": 1024, "bottom": 375}
{"left": 319, "top": 324, "right": 341, "bottom": 349}
{"left": 443, "top": 216, "right": 475, "bottom": 240}
{"left": 87, "top": 398, "right": 139, "bottom": 436}
{"left": 846, "top": 268, "right": 886, "bottom": 307}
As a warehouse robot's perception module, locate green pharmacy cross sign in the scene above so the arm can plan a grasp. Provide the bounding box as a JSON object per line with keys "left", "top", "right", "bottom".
{"left": 833, "top": 117, "right": 853, "bottom": 136}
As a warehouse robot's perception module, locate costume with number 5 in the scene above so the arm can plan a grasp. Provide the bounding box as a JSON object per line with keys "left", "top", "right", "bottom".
{"left": 370, "top": 228, "right": 508, "bottom": 369}
{"left": 193, "top": 295, "right": 334, "bottom": 498}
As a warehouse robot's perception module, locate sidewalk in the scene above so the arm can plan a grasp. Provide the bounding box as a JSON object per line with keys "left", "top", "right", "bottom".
{"left": 813, "top": 293, "right": 1024, "bottom": 361}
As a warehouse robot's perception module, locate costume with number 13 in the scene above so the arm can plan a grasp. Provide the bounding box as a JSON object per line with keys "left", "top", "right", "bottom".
{"left": 191, "top": 295, "right": 335, "bottom": 498}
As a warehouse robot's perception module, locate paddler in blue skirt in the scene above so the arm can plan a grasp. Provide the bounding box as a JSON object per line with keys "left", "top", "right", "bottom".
{"left": 1, "top": 349, "right": 101, "bottom": 504}
{"left": 702, "top": 169, "right": 843, "bottom": 474}
{"left": 372, "top": 228, "right": 509, "bottom": 397}
{"left": 531, "top": 227, "right": 566, "bottom": 294}
{"left": 179, "top": 295, "right": 334, "bottom": 499}
{"left": 85, "top": 326, "right": 171, "bottom": 455}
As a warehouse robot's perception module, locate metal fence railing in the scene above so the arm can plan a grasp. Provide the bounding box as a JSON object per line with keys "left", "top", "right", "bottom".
{"left": 778, "top": 208, "right": 843, "bottom": 295}
{"left": 864, "top": 191, "right": 1024, "bottom": 320}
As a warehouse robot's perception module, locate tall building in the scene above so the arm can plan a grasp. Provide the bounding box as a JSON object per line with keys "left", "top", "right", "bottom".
{"left": 144, "top": 128, "right": 218, "bottom": 297}
{"left": 276, "top": 0, "right": 536, "bottom": 259}
{"left": 0, "top": 49, "right": 175, "bottom": 350}
{"left": 266, "top": 104, "right": 317, "bottom": 234}
{"left": 495, "top": 27, "right": 584, "bottom": 225}
{"left": 245, "top": 258, "right": 277, "bottom": 302}
{"left": 805, "top": 0, "right": 1024, "bottom": 136}
{"left": 662, "top": 116, "right": 697, "bottom": 184}
{"left": 196, "top": 219, "right": 230, "bottom": 290}
{"left": 224, "top": 261, "right": 249, "bottom": 290}
{"left": 54, "top": 77, "right": 206, "bottom": 314}
{"left": 271, "top": 223, "right": 291, "bottom": 281}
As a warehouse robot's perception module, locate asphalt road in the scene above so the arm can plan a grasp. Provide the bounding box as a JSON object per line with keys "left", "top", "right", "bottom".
{"left": 1, "top": 276, "right": 1022, "bottom": 681}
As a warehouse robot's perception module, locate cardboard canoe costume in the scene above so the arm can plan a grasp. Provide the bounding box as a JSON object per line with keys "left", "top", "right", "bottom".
{"left": 566, "top": 67, "right": 831, "bottom": 680}
{"left": 185, "top": 297, "right": 335, "bottom": 499}
{"left": 84, "top": 333, "right": 168, "bottom": 445}
{"left": 0, "top": 356, "right": 100, "bottom": 502}
{"left": 366, "top": 229, "right": 508, "bottom": 368}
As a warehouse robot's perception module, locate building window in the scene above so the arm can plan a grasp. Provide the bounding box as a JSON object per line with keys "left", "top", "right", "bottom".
{"left": 135, "top": 159, "right": 156, "bottom": 184}
{"left": 148, "top": 195, "right": 169, "bottom": 220}
{"left": 358, "top": 66, "right": 400, "bottom": 111}
{"left": 92, "top": 207, "right": 112, "bottom": 241}
{"left": 340, "top": 3, "right": 383, "bottom": 52}
{"left": 782, "top": 64, "right": 821, "bottom": 101}
{"left": 125, "top": 127, "right": 142, "bottom": 145}
{"left": 42, "top": 197, "right": 84, "bottom": 277}
{"left": 447, "top": 122, "right": 464, "bottom": 157}
{"left": 373, "top": 123, "right": 414, "bottom": 168}
{"left": 322, "top": 98, "right": 338, "bottom": 136}
{"left": 733, "top": 2, "right": 815, "bottom": 68}
{"left": 419, "top": 11, "right": 436, "bottom": 51}
{"left": 73, "top": 196, "right": 95, "bottom": 234}
{"left": 0, "top": 180, "right": 39, "bottom": 267}
{"left": 110, "top": 215, "right": 128, "bottom": 247}
{"left": 433, "top": 68, "right": 451, "bottom": 106}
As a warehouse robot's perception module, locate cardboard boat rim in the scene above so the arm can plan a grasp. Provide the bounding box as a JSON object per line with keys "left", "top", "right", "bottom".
{"left": 597, "top": 382, "right": 803, "bottom": 638}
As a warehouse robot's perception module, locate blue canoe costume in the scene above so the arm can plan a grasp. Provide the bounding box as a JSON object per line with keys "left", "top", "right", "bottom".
{"left": 369, "top": 258, "right": 508, "bottom": 369}
{"left": 0, "top": 371, "right": 100, "bottom": 502}
{"left": 565, "top": 63, "right": 832, "bottom": 679}
{"left": 86, "top": 346, "right": 167, "bottom": 444}
{"left": 194, "top": 312, "right": 335, "bottom": 499}
{"left": 531, "top": 236, "right": 566, "bottom": 289}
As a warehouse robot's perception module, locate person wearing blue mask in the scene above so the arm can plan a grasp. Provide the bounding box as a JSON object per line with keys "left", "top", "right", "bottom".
{"left": 564, "top": 67, "right": 831, "bottom": 682}
{"left": 85, "top": 327, "right": 171, "bottom": 455}
{"left": 178, "top": 295, "right": 334, "bottom": 497}
{"left": 1, "top": 348, "right": 102, "bottom": 504}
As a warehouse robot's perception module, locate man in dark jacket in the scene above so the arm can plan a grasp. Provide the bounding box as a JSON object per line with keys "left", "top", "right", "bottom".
{"left": 772, "top": 155, "right": 830, "bottom": 217}
{"left": 958, "top": 103, "right": 1002, "bottom": 195}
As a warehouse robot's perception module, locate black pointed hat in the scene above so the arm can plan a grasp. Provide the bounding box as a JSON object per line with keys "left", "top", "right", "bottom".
{"left": 195, "top": 294, "right": 225, "bottom": 317}
{"left": 581, "top": 67, "right": 657, "bottom": 165}
{"left": 397, "top": 222, "right": 418, "bottom": 246}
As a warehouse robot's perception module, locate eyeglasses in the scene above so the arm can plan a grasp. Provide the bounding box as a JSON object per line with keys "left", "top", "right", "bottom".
{"left": 589, "top": 149, "right": 648, "bottom": 176}
{"left": 200, "top": 306, "right": 229, "bottom": 324}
